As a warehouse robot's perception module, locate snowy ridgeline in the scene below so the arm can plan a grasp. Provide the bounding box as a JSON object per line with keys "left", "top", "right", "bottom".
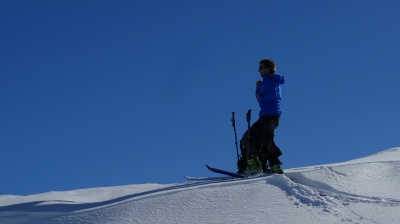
{"left": 0, "top": 148, "right": 399, "bottom": 224}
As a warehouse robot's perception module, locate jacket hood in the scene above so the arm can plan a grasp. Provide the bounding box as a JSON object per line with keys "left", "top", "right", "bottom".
{"left": 262, "top": 74, "right": 284, "bottom": 85}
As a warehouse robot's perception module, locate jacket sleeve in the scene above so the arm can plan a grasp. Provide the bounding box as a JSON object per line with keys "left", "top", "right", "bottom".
{"left": 255, "top": 88, "right": 261, "bottom": 101}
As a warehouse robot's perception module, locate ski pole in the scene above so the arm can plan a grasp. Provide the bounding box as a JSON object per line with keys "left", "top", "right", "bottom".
{"left": 231, "top": 112, "right": 240, "bottom": 162}
{"left": 246, "top": 109, "right": 252, "bottom": 160}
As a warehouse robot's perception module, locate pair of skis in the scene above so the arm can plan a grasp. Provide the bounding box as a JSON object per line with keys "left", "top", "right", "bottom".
{"left": 184, "top": 164, "right": 272, "bottom": 181}
{"left": 184, "top": 164, "right": 244, "bottom": 181}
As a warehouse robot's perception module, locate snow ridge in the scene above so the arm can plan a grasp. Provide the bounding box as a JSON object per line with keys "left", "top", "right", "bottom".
{"left": 0, "top": 147, "right": 399, "bottom": 224}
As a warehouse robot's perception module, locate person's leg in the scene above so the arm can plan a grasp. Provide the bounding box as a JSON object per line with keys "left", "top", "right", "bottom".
{"left": 260, "top": 116, "right": 283, "bottom": 173}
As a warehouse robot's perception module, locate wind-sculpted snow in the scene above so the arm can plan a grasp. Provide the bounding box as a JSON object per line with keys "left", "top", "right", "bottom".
{"left": 0, "top": 147, "right": 399, "bottom": 224}
{"left": 267, "top": 175, "right": 337, "bottom": 211}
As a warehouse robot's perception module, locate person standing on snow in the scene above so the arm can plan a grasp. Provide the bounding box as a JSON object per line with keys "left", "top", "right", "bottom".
{"left": 237, "top": 59, "right": 284, "bottom": 175}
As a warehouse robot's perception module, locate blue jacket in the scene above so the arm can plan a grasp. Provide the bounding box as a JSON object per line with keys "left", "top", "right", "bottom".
{"left": 255, "top": 74, "right": 285, "bottom": 117}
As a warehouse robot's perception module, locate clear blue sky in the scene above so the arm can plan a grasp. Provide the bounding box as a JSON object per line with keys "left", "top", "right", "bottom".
{"left": 1, "top": 0, "right": 399, "bottom": 195}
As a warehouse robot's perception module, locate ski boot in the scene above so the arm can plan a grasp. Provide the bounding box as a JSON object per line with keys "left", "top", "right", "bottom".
{"left": 271, "top": 164, "right": 284, "bottom": 174}
{"left": 237, "top": 156, "right": 248, "bottom": 174}
{"left": 244, "top": 157, "right": 262, "bottom": 175}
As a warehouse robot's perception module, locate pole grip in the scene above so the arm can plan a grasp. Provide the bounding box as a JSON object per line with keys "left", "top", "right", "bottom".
{"left": 231, "top": 112, "right": 236, "bottom": 129}
{"left": 246, "top": 109, "right": 252, "bottom": 124}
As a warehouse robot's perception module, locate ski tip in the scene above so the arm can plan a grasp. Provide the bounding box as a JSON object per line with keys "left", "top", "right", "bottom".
{"left": 183, "top": 175, "right": 193, "bottom": 180}
{"left": 184, "top": 175, "right": 202, "bottom": 181}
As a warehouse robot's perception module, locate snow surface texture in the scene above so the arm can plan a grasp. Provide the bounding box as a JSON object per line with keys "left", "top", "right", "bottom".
{"left": 1, "top": 148, "right": 399, "bottom": 224}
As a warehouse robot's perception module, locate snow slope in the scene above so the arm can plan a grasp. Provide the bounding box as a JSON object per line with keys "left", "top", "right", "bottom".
{"left": 0, "top": 147, "right": 399, "bottom": 224}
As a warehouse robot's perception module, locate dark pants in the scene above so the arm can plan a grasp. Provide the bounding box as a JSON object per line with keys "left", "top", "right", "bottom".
{"left": 238, "top": 115, "right": 282, "bottom": 173}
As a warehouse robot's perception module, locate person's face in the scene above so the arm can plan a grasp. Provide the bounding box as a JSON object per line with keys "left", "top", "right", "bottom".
{"left": 258, "top": 64, "right": 271, "bottom": 75}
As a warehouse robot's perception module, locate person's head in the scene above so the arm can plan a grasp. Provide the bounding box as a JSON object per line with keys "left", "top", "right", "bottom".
{"left": 258, "top": 59, "right": 276, "bottom": 75}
